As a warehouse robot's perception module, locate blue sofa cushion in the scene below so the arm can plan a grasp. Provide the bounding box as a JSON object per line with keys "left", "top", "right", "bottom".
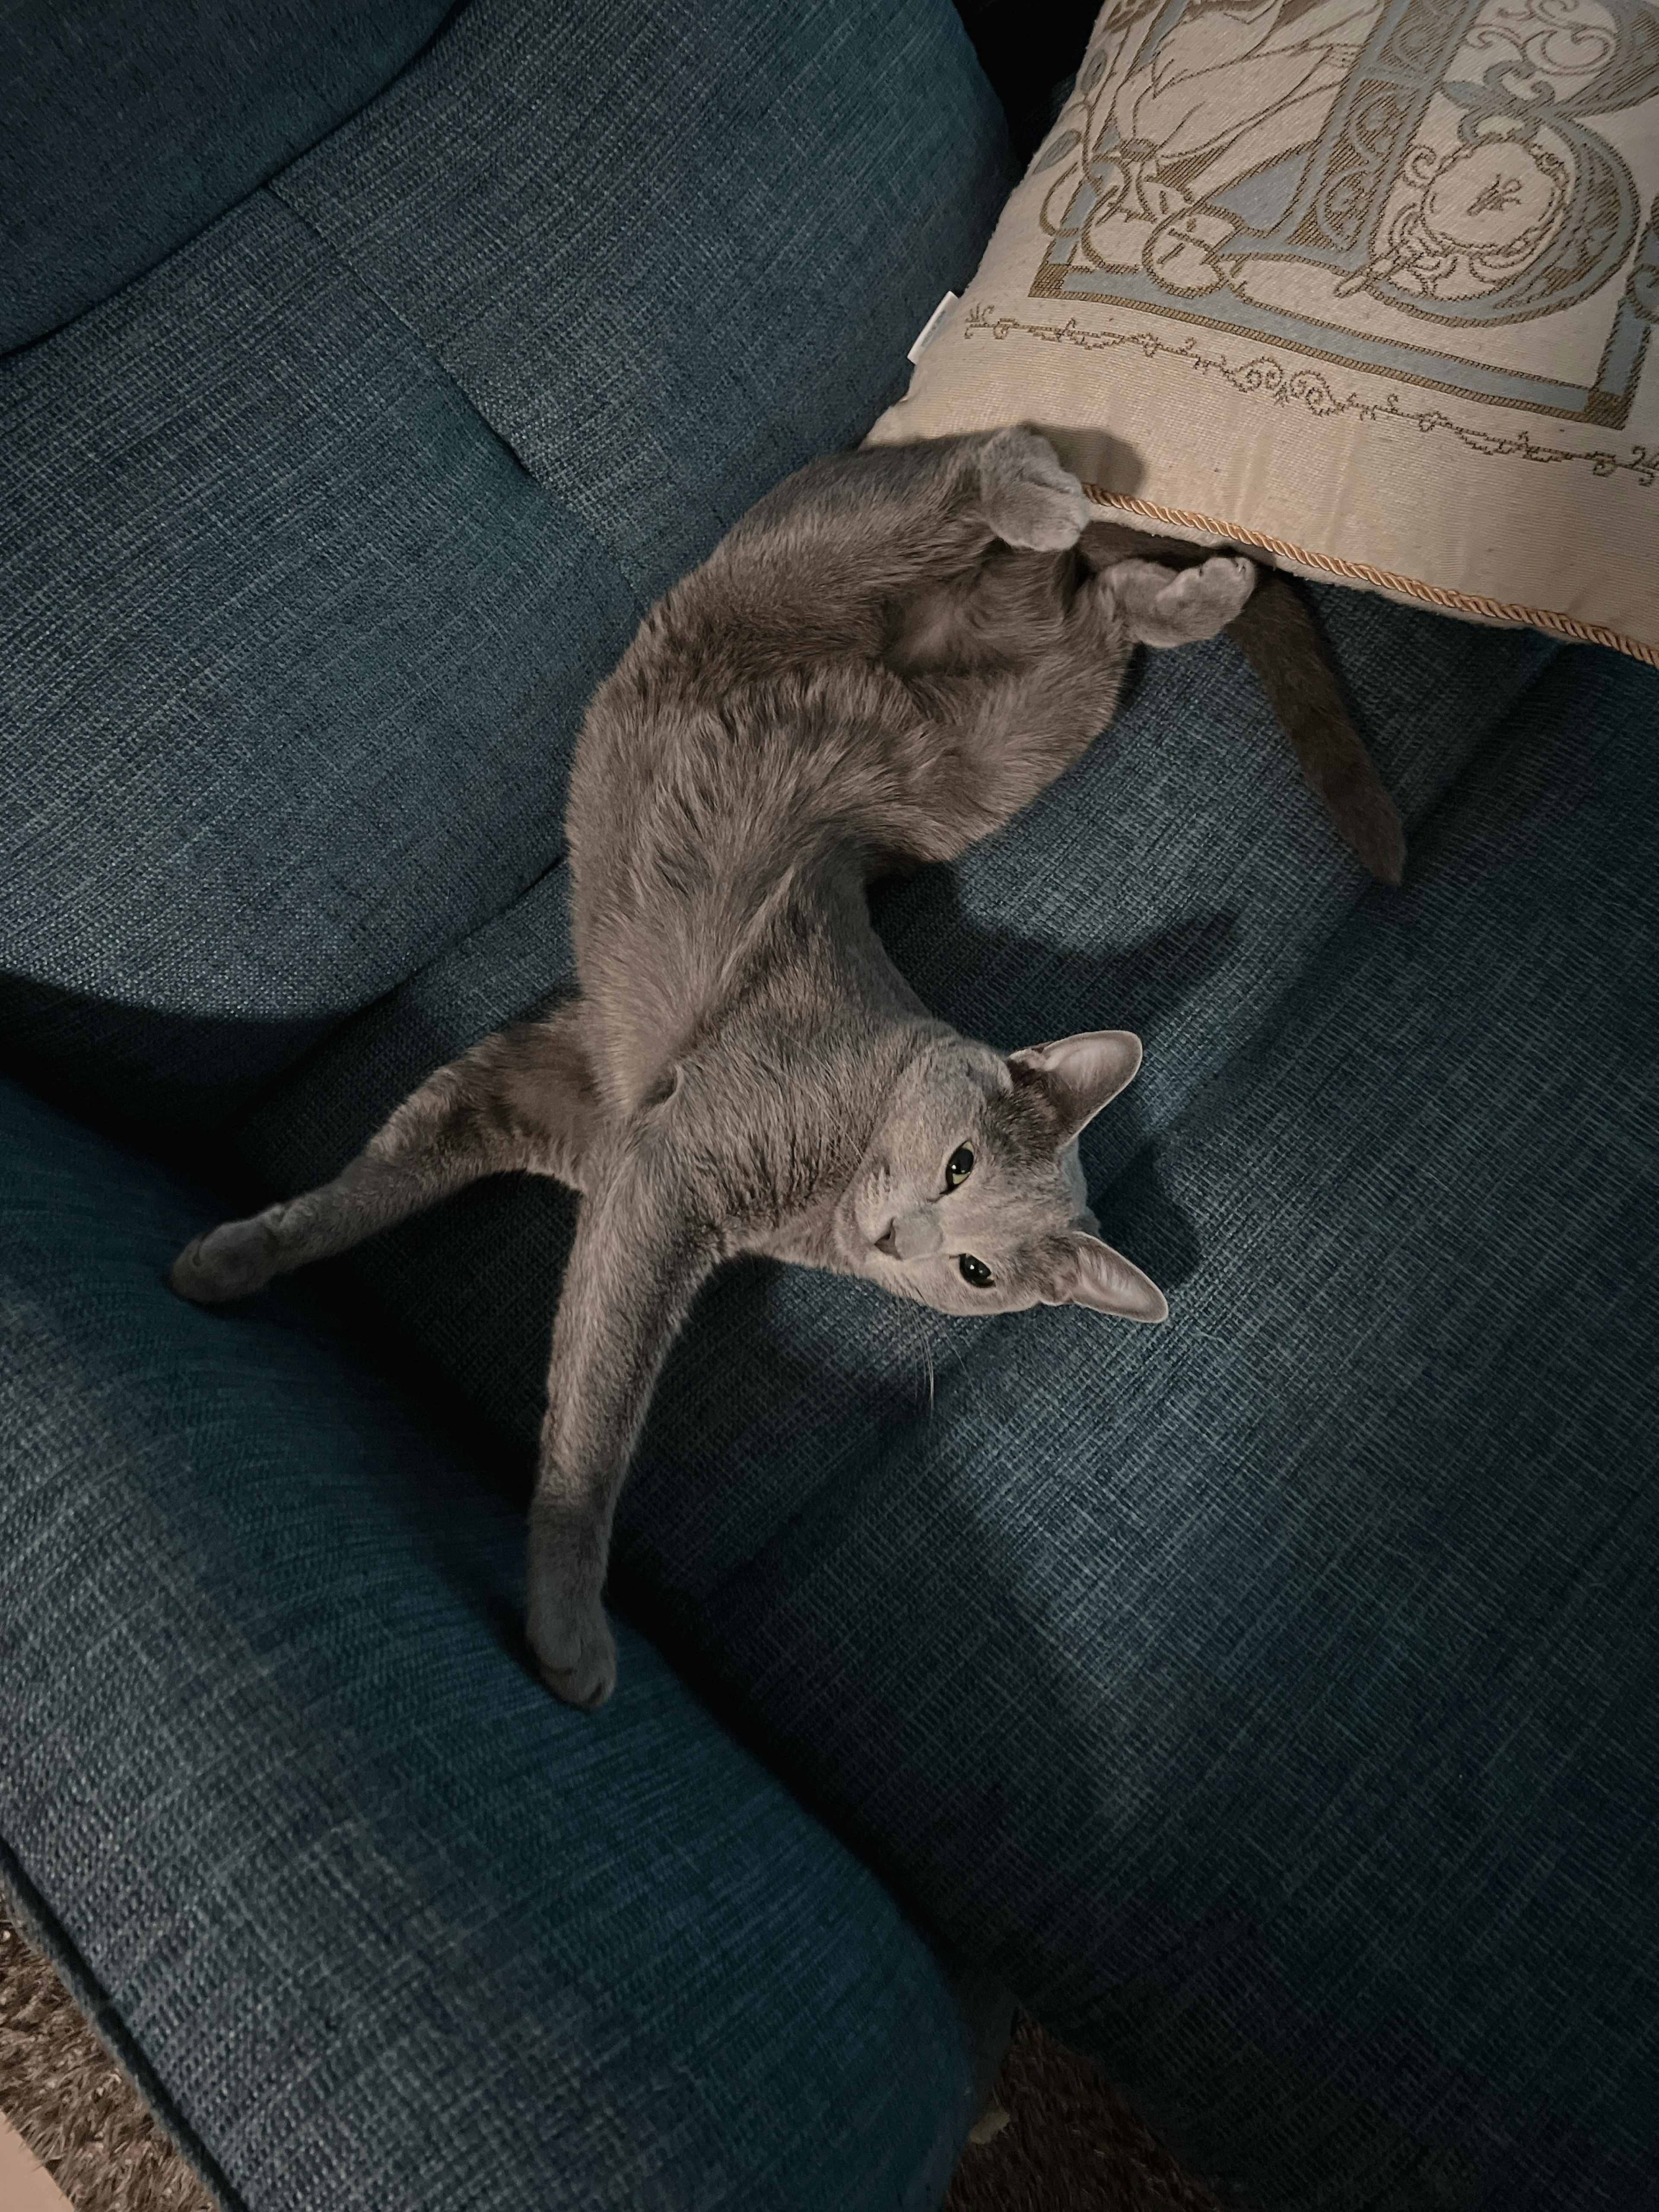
{"left": 272, "top": 0, "right": 1016, "bottom": 601}
{"left": 0, "top": 192, "right": 638, "bottom": 1139}
{"left": 0, "top": 0, "right": 1012, "bottom": 1140}
{"left": 682, "top": 643, "right": 1659, "bottom": 2211}
{"left": 0, "top": 1073, "right": 1009, "bottom": 2212}
{"left": 238, "top": 630, "right": 1659, "bottom": 2207}
{"left": 0, "top": 0, "right": 454, "bottom": 354}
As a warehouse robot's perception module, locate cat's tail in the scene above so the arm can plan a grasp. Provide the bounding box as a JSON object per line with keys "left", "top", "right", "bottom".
{"left": 1227, "top": 573, "right": 1406, "bottom": 886}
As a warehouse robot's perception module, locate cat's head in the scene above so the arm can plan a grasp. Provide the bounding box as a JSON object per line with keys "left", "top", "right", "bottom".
{"left": 833, "top": 1029, "right": 1166, "bottom": 1323}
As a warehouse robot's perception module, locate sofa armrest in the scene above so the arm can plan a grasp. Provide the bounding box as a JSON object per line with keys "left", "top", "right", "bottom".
{"left": 0, "top": 1076, "right": 1005, "bottom": 2212}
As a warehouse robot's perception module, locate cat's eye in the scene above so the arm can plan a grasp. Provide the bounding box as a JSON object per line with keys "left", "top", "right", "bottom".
{"left": 945, "top": 1144, "right": 976, "bottom": 1191}
{"left": 959, "top": 1254, "right": 995, "bottom": 1289}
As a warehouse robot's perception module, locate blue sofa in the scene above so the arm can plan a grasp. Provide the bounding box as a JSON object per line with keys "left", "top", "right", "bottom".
{"left": 3, "top": 4, "right": 1656, "bottom": 2207}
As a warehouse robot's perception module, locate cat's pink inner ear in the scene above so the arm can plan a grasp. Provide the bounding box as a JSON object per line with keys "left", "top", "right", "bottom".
{"left": 1009, "top": 1030, "right": 1143, "bottom": 1140}
{"left": 1052, "top": 1232, "right": 1169, "bottom": 1324}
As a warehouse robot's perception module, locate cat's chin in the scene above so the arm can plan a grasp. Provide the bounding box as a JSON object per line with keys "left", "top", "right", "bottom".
{"left": 840, "top": 1245, "right": 907, "bottom": 1295}
{"left": 831, "top": 1230, "right": 925, "bottom": 1302}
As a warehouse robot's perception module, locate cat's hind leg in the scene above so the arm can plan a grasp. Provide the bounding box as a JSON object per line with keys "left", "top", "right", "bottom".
{"left": 703, "top": 430, "right": 1093, "bottom": 662}
{"left": 169, "top": 1004, "right": 601, "bottom": 1303}
{"left": 883, "top": 553, "right": 1150, "bottom": 857}
{"left": 1105, "top": 553, "right": 1257, "bottom": 647}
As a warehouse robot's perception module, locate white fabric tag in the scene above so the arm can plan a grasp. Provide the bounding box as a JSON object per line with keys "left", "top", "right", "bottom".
{"left": 906, "top": 291, "right": 959, "bottom": 365}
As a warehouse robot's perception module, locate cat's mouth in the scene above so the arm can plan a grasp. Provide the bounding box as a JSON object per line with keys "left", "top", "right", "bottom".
{"left": 874, "top": 1208, "right": 943, "bottom": 1261}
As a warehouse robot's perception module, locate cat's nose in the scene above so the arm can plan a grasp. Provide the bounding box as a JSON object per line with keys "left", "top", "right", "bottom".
{"left": 886, "top": 1209, "right": 943, "bottom": 1260}
{"left": 874, "top": 1222, "right": 898, "bottom": 1256}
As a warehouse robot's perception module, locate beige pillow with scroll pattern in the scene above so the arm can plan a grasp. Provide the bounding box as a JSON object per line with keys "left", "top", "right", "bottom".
{"left": 869, "top": 0, "right": 1659, "bottom": 666}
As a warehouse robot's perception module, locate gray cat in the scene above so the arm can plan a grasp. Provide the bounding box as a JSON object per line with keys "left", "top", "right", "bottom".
{"left": 171, "top": 429, "right": 1268, "bottom": 1710}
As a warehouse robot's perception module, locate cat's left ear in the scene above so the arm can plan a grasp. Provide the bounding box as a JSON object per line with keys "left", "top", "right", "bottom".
{"left": 1010, "top": 1030, "right": 1142, "bottom": 1142}
{"left": 1043, "top": 1232, "right": 1169, "bottom": 1324}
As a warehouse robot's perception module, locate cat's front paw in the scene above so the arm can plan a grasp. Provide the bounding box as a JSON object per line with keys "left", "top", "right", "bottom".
{"left": 975, "top": 427, "right": 1091, "bottom": 551}
{"left": 528, "top": 1586, "right": 618, "bottom": 1711}
{"left": 169, "top": 1217, "right": 280, "bottom": 1303}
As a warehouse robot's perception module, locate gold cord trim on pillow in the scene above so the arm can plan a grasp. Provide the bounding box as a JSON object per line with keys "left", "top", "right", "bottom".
{"left": 1087, "top": 491, "right": 1659, "bottom": 672}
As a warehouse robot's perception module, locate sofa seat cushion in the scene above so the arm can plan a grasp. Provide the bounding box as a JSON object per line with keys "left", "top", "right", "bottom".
{"left": 244, "top": 629, "right": 1659, "bottom": 2207}
{"left": 239, "top": 594, "right": 1558, "bottom": 1573}
{"left": 0, "top": 0, "right": 453, "bottom": 354}
{"left": 677, "top": 643, "right": 1659, "bottom": 2211}
{"left": 0, "top": 192, "right": 639, "bottom": 1140}
{"left": 0, "top": 1074, "right": 1007, "bottom": 2212}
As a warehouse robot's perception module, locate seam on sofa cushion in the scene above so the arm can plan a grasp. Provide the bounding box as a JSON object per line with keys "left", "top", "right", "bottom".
{"left": 2, "top": 187, "right": 636, "bottom": 1140}
{"left": 228, "top": 847, "right": 575, "bottom": 1160}
{"left": 689, "top": 636, "right": 1576, "bottom": 1602}
{"left": 0, "top": 0, "right": 481, "bottom": 365}
{"left": 264, "top": 180, "right": 553, "bottom": 496}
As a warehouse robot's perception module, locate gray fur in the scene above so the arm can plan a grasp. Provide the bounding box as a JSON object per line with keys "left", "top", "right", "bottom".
{"left": 1078, "top": 517, "right": 1406, "bottom": 884}
{"left": 171, "top": 429, "right": 1252, "bottom": 1710}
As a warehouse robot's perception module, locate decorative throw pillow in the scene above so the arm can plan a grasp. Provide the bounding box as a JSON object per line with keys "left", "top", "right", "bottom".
{"left": 869, "top": 0, "right": 1658, "bottom": 666}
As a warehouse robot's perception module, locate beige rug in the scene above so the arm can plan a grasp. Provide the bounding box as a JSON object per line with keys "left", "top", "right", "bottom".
{"left": 947, "top": 2013, "right": 1224, "bottom": 2212}
{"left": 0, "top": 1910, "right": 213, "bottom": 2212}
{"left": 2, "top": 1900, "right": 1217, "bottom": 2211}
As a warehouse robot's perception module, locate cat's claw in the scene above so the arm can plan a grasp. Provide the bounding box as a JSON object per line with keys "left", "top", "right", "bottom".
{"left": 169, "top": 1218, "right": 281, "bottom": 1303}
{"left": 976, "top": 427, "right": 1092, "bottom": 552}
{"left": 528, "top": 1589, "right": 618, "bottom": 1711}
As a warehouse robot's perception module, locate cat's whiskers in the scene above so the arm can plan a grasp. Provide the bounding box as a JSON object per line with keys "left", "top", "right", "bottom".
{"left": 891, "top": 1300, "right": 939, "bottom": 1419}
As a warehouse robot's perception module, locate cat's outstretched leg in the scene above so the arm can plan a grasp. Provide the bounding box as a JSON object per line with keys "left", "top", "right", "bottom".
{"left": 169, "top": 1006, "right": 600, "bottom": 1303}
{"left": 526, "top": 1131, "right": 718, "bottom": 1710}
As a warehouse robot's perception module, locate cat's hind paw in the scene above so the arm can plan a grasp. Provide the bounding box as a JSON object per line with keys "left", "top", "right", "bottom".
{"left": 169, "top": 1217, "right": 281, "bottom": 1303}
{"left": 975, "top": 427, "right": 1092, "bottom": 552}
{"left": 1112, "top": 553, "right": 1257, "bottom": 646}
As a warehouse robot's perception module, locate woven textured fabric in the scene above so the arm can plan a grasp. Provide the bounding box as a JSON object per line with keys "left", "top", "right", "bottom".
{"left": 1, "top": 0, "right": 1011, "bottom": 1143}
{"left": 273, "top": 0, "right": 1016, "bottom": 601}
{"left": 688, "top": 643, "right": 1659, "bottom": 2212}
{"left": 0, "top": 189, "right": 638, "bottom": 1138}
{"left": 239, "top": 593, "right": 1559, "bottom": 1570}
{"left": 0, "top": 1074, "right": 1008, "bottom": 2212}
{"left": 0, "top": 0, "right": 453, "bottom": 353}
{"left": 241, "top": 630, "right": 1659, "bottom": 2207}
